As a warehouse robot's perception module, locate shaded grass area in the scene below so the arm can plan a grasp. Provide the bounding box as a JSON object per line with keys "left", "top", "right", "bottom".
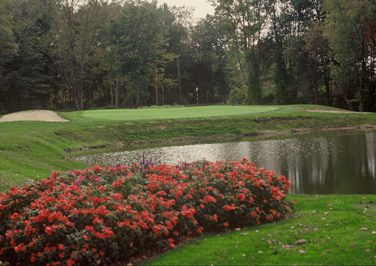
{"left": 1, "top": 104, "right": 376, "bottom": 191}
{"left": 144, "top": 195, "right": 376, "bottom": 266}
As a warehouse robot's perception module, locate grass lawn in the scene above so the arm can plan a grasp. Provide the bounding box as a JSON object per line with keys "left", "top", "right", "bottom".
{"left": 1, "top": 104, "right": 376, "bottom": 190}
{"left": 145, "top": 194, "right": 376, "bottom": 265}
{"left": 65, "top": 105, "right": 282, "bottom": 121}
{"left": 1, "top": 104, "right": 376, "bottom": 265}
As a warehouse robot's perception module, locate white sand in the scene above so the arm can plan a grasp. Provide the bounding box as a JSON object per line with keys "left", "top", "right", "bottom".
{"left": 0, "top": 110, "right": 68, "bottom": 123}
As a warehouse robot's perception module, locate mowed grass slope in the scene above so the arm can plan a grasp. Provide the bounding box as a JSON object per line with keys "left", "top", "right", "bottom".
{"left": 1, "top": 104, "right": 376, "bottom": 190}
{"left": 145, "top": 195, "right": 376, "bottom": 266}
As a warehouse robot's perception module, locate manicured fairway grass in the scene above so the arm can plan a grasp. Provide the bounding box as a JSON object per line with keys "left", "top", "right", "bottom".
{"left": 1, "top": 104, "right": 376, "bottom": 190}
{"left": 145, "top": 194, "right": 376, "bottom": 265}
{"left": 65, "top": 105, "right": 281, "bottom": 121}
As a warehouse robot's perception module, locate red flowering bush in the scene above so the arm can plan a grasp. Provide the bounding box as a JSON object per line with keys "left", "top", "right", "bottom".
{"left": 0, "top": 159, "right": 293, "bottom": 265}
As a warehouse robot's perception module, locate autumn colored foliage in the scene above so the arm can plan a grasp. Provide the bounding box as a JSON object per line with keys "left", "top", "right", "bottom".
{"left": 0, "top": 159, "right": 292, "bottom": 265}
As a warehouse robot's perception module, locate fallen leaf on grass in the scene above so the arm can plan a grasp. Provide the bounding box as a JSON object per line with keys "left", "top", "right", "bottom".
{"left": 295, "top": 239, "right": 307, "bottom": 245}
{"left": 298, "top": 249, "right": 306, "bottom": 254}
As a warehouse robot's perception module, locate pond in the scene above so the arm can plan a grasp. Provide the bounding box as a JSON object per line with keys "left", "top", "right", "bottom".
{"left": 76, "top": 132, "right": 376, "bottom": 194}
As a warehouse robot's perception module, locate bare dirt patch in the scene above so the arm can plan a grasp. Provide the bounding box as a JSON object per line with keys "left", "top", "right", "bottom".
{"left": 0, "top": 110, "right": 68, "bottom": 123}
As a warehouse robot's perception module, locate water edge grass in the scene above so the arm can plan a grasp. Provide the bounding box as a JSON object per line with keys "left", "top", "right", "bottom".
{"left": 144, "top": 194, "right": 376, "bottom": 265}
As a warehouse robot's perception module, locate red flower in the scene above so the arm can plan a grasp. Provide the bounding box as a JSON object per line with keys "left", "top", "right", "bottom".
{"left": 165, "top": 220, "right": 173, "bottom": 230}
{"left": 237, "top": 193, "right": 246, "bottom": 202}
{"left": 66, "top": 258, "right": 75, "bottom": 266}
{"left": 103, "top": 227, "right": 114, "bottom": 238}
{"left": 14, "top": 243, "right": 25, "bottom": 253}
{"left": 92, "top": 217, "right": 103, "bottom": 225}
{"left": 50, "top": 171, "right": 59, "bottom": 180}
{"left": 153, "top": 225, "right": 162, "bottom": 236}
{"left": 196, "top": 226, "right": 204, "bottom": 234}
{"left": 25, "top": 225, "right": 34, "bottom": 236}
{"left": 248, "top": 196, "right": 254, "bottom": 204}
{"left": 5, "top": 230, "right": 12, "bottom": 240}
{"left": 97, "top": 185, "right": 105, "bottom": 192}
{"left": 112, "top": 178, "right": 125, "bottom": 188}
{"left": 202, "top": 195, "right": 217, "bottom": 204}
{"left": 93, "top": 165, "right": 101, "bottom": 172}
{"left": 271, "top": 186, "right": 285, "bottom": 201}
{"left": 223, "top": 204, "right": 236, "bottom": 211}
{"left": 0, "top": 159, "right": 293, "bottom": 265}
{"left": 181, "top": 205, "right": 195, "bottom": 219}
{"left": 95, "top": 205, "right": 110, "bottom": 216}
{"left": 9, "top": 212, "right": 19, "bottom": 222}
{"left": 168, "top": 238, "right": 175, "bottom": 248}
{"left": 28, "top": 241, "right": 34, "bottom": 248}
{"left": 45, "top": 226, "right": 54, "bottom": 235}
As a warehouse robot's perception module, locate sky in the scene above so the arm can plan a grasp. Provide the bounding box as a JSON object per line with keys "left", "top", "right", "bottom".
{"left": 157, "top": 0, "right": 215, "bottom": 20}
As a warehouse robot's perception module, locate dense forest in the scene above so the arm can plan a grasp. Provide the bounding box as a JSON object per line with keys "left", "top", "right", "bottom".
{"left": 0, "top": 0, "right": 375, "bottom": 112}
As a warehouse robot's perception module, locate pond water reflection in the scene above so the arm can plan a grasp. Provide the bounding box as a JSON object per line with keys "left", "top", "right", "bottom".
{"left": 77, "top": 132, "right": 376, "bottom": 194}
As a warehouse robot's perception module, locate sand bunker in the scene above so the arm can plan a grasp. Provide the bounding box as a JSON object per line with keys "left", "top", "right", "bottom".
{"left": 0, "top": 110, "right": 68, "bottom": 123}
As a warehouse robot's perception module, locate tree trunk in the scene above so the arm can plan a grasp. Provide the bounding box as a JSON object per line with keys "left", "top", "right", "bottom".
{"left": 115, "top": 79, "right": 119, "bottom": 108}
{"left": 155, "top": 71, "right": 159, "bottom": 106}
{"left": 177, "top": 58, "right": 182, "bottom": 104}
{"left": 72, "top": 85, "right": 81, "bottom": 110}
{"left": 161, "top": 77, "right": 165, "bottom": 105}
{"left": 359, "top": 41, "right": 367, "bottom": 112}
{"left": 324, "top": 74, "right": 331, "bottom": 105}
{"left": 136, "top": 88, "right": 140, "bottom": 108}
{"left": 314, "top": 82, "right": 319, "bottom": 104}
{"left": 110, "top": 82, "right": 114, "bottom": 107}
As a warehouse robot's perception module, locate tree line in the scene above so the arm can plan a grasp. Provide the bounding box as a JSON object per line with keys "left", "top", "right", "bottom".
{"left": 0, "top": 0, "right": 375, "bottom": 112}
